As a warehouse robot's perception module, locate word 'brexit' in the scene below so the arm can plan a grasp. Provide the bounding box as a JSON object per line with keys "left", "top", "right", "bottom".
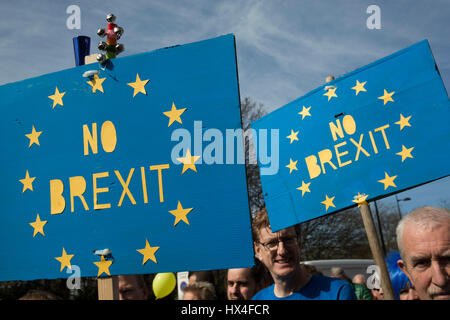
{"left": 305, "top": 115, "right": 391, "bottom": 179}
{"left": 49, "top": 165, "right": 170, "bottom": 215}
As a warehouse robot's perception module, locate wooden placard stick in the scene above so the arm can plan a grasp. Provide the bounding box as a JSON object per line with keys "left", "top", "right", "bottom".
{"left": 93, "top": 251, "right": 118, "bottom": 300}
{"left": 353, "top": 193, "right": 396, "bottom": 300}
{"left": 73, "top": 14, "right": 124, "bottom": 300}
{"left": 325, "top": 74, "right": 395, "bottom": 299}
{"left": 98, "top": 276, "right": 119, "bottom": 300}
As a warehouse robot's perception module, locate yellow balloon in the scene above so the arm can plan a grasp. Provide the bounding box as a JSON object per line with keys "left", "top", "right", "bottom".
{"left": 152, "top": 272, "right": 176, "bottom": 299}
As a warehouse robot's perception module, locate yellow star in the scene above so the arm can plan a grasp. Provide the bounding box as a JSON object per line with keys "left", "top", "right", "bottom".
{"left": 86, "top": 74, "right": 106, "bottom": 93}
{"left": 177, "top": 149, "right": 200, "bottom": 174}
{"left": 25, "top": 125, "right": 42, "bottom": 147}
{"left": 19, "top": 170, "right": 36, "bottom": 193}
{"left": 169, "top": 201, "right": 194, "bottom": 226}
{"left": 286, "top": 158, "right": 298, "bottom": 174}
{"left": 352, "top": 193, "right": 369, "bottom": 207}
{"left": 298, "top": 106, "right": 311, "bottom": 119}
{"left": 378, "top": 172, "right": 397, "bottom": 190}
{"left": 296, "top": 181, "right": 311, "bottom": 197}
{"left": 352, "top": 80, "right": 367, "bottom": 95}
{"left": 93, "top": 255, "right": 113, "bottom": 277}
{"left": 163, "top": 102, "right": 187, "bottom": 127}
{"left": 396, "top": 145, "right": 414, "bottom": 162}
{"left": 324, "top": 87, "right": 338, "bottom": 101}
{"left": 137, "top": 239, "right": 160, "bottom": 264}
{"left": 127, "top": 73, "right": 149, "bottom": 97}
{"left": 29, "top": 214, "right": 47, "bottom": 237}
{"left": 395, "top": 114, "right": 412, "bottom": 130}
{"left": 287, "top": 130, "right": 299, "bottom": 144}
{"left": 48, "top": 86, "right": 66, "bottom": 109}
{"left": 378, "top": 89, "right": 395, "bottom": 105}
{"left": 321, "top": 194, "right": 336, "bottom": 211}
{"left": 55, "top": 248, "right": 74, "bottom": 272}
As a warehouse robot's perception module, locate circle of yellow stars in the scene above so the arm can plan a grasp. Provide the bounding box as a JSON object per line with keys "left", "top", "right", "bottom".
{"left": 21, "top": 68, "right": 202, "bottom": 277}
{"left": 284, "top": 78, "right": 414, "bottom": 213}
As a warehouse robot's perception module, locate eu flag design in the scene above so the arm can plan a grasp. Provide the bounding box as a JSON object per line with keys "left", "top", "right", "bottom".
{"left": 252, "top": 40, "right": 450, "bottom": 232}
{"left": 0, "top": 34, "right": 254, "bottom": 281}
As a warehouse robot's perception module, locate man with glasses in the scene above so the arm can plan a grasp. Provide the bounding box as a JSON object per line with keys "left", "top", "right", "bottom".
{"left": 251, "top": 208, "right": 356, "bottom": 300}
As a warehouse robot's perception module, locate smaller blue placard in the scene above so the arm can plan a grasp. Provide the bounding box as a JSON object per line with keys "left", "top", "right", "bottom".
{"left": 252, "top": 40, "right": 449, "bottom": 232}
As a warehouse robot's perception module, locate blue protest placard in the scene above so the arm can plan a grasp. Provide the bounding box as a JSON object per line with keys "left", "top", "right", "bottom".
{"left": 0, "top": 34, "right": 254, "bottom": 281}
{"left": 252, "top": 40, "right": 450, "bottom": 232}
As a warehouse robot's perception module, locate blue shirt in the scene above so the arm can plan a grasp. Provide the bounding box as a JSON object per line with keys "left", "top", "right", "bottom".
{"left": 252, "top": 274, "right": 357, "bottom": 300}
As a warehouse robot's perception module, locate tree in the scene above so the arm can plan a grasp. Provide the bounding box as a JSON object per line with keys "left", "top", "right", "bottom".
{"left": 374, "top": 202, "right": 401, "bottom": 254}
{"left": 300, "top": 208, "right": 373, "bottom": 261}
{"left": 240, "top": 97, "right": 267, "bottom": 215}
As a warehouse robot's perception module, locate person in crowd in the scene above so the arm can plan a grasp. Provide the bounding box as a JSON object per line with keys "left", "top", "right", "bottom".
{"left": 18, "top": 289, "right": 61, "bottom": 300}
{"left": 330, "top": 267, "right": 352, "bottom": 282}
{"left": 188, "top": 270, "right": 215, "bottom": 286}
{"left": 251, "top": 208, "right": 356, "bottom": 300}
{"left": 183, "top": 281, "right": 216, "bottom": 300}
{"left": 352, "top": 274, "right": 366, "bottom": 285}
{"left": 330, "top": 267, "right": 372, "bottom": 300}
{"left": 352, "top": 273, "right": 374, "bottom": 300}
{"left": 118, "top": 275, "right": 149, "bottom": 300}
{"left": 226, "top": 261, "right": 273, "bottom": 301}
{"left": 399, "top": 281, "right": 420, "bottom": 300}
{"left": 226, "top": 267, "right": 259, "bottom": 300}
{"left": 371, "top": 284, "right": 384, "bottom": 300}
{"left": 396, "top": 206, "right": 450, "bottom": 300}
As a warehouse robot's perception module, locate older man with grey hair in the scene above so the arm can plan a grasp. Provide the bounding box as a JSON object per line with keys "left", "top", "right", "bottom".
{"left": 396, "top": 206, "right": 450, "bottom": 300}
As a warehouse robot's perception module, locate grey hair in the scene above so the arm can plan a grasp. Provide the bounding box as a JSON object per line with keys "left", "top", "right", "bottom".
{"left": 330, "top": 267, "right": 346, "bottom": 277}
{"left": 183, "top": 281, "right": 216, "bottom": 300}
{"left": 396, "top": 206, "right": 450, "bottom": 259}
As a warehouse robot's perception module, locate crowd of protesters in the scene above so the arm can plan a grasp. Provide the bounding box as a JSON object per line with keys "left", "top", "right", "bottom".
{"left": 183, "top": 206, "right": 448, "bottom": 300}
{"left": 16, "top": 206, "right": 450, "bottom": 300}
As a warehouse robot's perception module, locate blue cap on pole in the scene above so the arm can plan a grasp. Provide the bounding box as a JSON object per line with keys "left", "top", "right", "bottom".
{"left": 73, "top": 36, "right": 91, "bottom": 66}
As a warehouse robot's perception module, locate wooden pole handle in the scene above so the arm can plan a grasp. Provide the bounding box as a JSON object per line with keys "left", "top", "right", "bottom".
{"left": 359, "top": 202, "right": 396, "bottom": 300}
{"left": 98, "top": 276, "right": 119, "bottom": 300}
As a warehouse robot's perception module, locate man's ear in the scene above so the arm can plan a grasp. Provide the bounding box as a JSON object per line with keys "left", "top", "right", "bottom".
{"left": 254, "top": 242, "right": 262, "bottom": 262}
{"left": 398, "top": 259, "right": 415, "bottom": 289}
{"left": 398, "top": 259, "right": 409, "bottom": 278}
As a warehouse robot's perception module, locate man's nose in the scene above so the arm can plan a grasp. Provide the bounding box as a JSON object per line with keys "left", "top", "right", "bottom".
{"left": 230, "top": 283, "right": 238, "bottom": 292}
{"left": 276, "top": 240, "right": 288, "bottom": 255}
{"left": 431, "top": 261, "right": 448, "bottom": 287}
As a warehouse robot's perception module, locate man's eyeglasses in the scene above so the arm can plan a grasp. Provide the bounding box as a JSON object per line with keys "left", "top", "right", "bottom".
{"left": 258, "top": 236, "right": 298, "bottom": 251}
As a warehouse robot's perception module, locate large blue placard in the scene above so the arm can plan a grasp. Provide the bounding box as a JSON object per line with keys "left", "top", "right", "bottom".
{"left": 0, "top": 34, "right": 254, "bottom": 281}
{"left": 252, "top": 40, "right": 450, "bottom": 232}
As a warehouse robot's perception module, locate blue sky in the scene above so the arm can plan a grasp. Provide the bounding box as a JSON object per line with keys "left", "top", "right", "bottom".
{"left": 0, "top": 0, "right": 448, "bottom": 215}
